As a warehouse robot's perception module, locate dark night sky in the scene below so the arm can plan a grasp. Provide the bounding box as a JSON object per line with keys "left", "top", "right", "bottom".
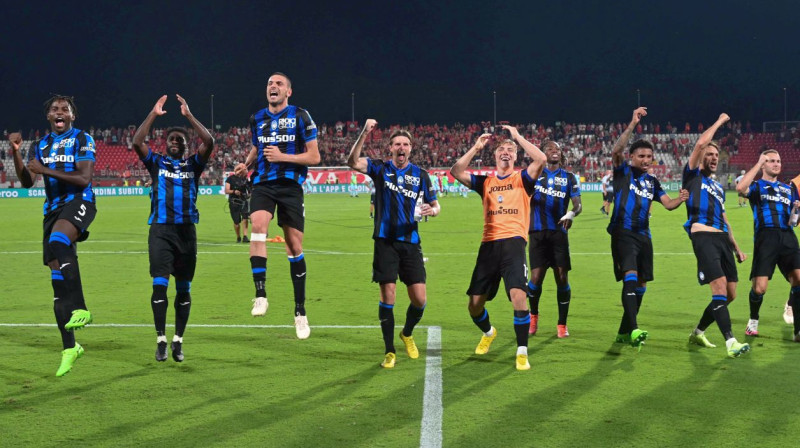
{"left": 2, "top": 1, "right": 799, "bottom": 131}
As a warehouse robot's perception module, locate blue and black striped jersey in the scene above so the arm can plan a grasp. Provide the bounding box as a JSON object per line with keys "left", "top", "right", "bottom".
{"left": 530, "top": 167, "right": 581, "bottom": 233}
{"left": 34, "top": 128, "right": 96, "bottom": 215}
{"left": 367, "top": 159, "right": 437, "bottom": 244}
{"left": 141, "top": 149, "right": 206, "bottom": 225}
{"left": 607, "top": 162, "right": 666, "bottom": 237}
{"left": 682, "top": 164, "right": 727, "bottom": 234}
{"left": 250, "top": 105, "right": 317, "bottom": 185}
{"left": 746, "top": 179, "right": 799, "bottom": 233}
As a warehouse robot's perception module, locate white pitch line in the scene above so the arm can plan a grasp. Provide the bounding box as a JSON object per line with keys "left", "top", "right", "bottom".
{"left": 420, "top": 326, "right": 442, "bottom": 448}
{"left": 1, "top": 322, "right": 446, "bottom": 447}
{"left": 0, "top": 323, "right": 383, "bottom": 329}
{"left": 0, "top": 250, "right": 697, "bottom": 256}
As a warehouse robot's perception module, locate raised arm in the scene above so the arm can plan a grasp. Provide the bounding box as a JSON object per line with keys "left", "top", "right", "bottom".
{"left": 736, "top": 152, "right": 768, "bottom": 195}
{"left": 501, "top": 125, "right": 546, "bottom": 179}
{"left": 176, "top": 94, "right": 214, "bottom": 164}
{"left": 451, "top": 133, "right": 491, "bottom": 188}
{"left": 612, "top": 107, "right": 647, "bottom": 167}
{"left": 8, "top": 132, "right": 34, "bottom": 188}
{"left": 132, "top": 95, "right": 167, "bottom": 159}
{"left": 689, "top": 113, "right": 729, "bottom": 170}
{"left": 346, "top": 119, "right": 376, "bottom": 174}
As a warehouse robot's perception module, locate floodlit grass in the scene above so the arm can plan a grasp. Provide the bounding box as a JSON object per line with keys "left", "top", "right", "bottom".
{"left": 1, "top": 191, "right": 798, "bottom": 447}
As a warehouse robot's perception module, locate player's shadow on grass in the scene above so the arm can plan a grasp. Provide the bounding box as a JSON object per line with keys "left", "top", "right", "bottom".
{"left": 447, "top": 340, "right": 636, "bottom": 447}
{"left": 122, "top": 363, "right": 421, "bottom": 447}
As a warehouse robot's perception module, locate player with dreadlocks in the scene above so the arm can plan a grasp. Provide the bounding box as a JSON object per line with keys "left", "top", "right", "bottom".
{"left": 8, "top": 95, "right": 98, "bottom": 377}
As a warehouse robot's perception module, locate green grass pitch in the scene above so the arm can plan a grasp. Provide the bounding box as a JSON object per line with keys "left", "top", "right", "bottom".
{"left": 1, "top": 191, "right": 799, "bottom": 447}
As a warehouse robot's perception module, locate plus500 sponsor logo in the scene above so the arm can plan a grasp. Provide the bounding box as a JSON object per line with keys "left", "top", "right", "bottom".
{"left": 258, "top": 134, "right": 296, "bottom": 144}
{"left": 41, "top": 155, "right": 75, "bottom": 164}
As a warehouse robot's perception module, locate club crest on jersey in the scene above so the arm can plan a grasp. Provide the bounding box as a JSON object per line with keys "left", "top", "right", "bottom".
{"left": 270, "top": 121, "right": 278, "bottom": 131}
{"left": 547, "top": 178, "right": 554, "bottom": 186}
{"left": 498, "top": 195, "right": 504, "bottom": 203}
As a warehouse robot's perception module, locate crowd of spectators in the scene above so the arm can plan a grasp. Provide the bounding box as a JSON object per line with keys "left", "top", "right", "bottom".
{"left": 3, "top": 119, "right": 799, "bottom": 186}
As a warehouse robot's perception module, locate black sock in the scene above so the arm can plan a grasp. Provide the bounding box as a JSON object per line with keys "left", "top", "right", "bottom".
{"left": 711, "top": 295, "right": 734, "bottom": 340}
{"left": 51, "top": 270, "right": 75, "bottom": 349}
{"left": 49, "top": 232, "right": 83, "bottom": 311}
{"left": 175, "top": 281, "right": 192, "bottom": 337}
{"left": 557, "top": 284, "right": 571, "bottom": 325}
{"left": 402, "top": 302, "right": 426, "bottom": 337}
{"left": 289, "top": 254, "right": 306, "bottom": 316}
{"left": 748, "top": 289, "right": 764, "bottom": 320}
{"left": 635, "top": 286, "right": 646, "bottom": 311}
{"left": 250, "top": 256, "right": 267, "bottom": 298}
{"left": 620, "top": 274, "right": 639, "bottom": 333}
{"left": 791, "top": 286, "right": 800, "bottom": 336}
{"left": 514, "top": 309, "right": 530, "bottom": 348}
{"left": 471, "top": 308, "right": 492, "bottom": 334}
{"left": 379, "top": 302, "right": 395, "bottom": 353}
{"left": 527, "top": 281, "right": 542, "bottom": 315}
{"left": 697, "top": 303, "right": 715, "bottom": 331}
{"left": 151, "top": 278, "right": 169, "bottom": 337}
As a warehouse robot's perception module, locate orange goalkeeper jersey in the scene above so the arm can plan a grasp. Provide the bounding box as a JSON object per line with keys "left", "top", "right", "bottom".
{"left": 471, "top": 170, "right": 537, "bottom": 242}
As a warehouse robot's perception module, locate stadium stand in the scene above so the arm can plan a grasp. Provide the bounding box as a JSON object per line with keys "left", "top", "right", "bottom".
{"left": 2, "top": 121, "right": 797, "bottom": 187}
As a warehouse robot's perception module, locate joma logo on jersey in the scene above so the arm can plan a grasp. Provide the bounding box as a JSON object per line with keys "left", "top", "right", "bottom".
{"left": 51, "top": 138, "right": 76, "bottom": 150}
{"left": 159, "top": 169, "right": 195, "bottom": 180}
{"left": 41, "top": 154, "right": 74, "bottom": 164}
{"left": 258, "top": 134, "right": 296, "bottom": 144}
{"left": 488, "top": 184, "right": 513, "bottom": 193}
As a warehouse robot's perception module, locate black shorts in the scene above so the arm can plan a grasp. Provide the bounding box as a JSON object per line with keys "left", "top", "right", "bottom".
{"left": 691, "top": 232, "right": 738, "bottom": 285}
{"left": 250, "top": 180, "right": 304, "bottom": 232}
{"left": 42, "top": 200, "right": 97, "bottom": 265}
{"left": 370, "top": 193, "right": 376, "bottom": 205}
{"left": 529, "top": 230, "right": 571, "bottom": 270}
{"left": 229, "top": 198, "right": 250, "bottom": 225}
{"left": 148, "top": 224, "right": 197, "bottom": 280}
{"left": 372, "top": 238, "right": 426, "bottom": 285}
{"left": 750, "top": 228, "right": 800, "bottom": 280}
{"left": 603, "top": 192, "right": 614, "bottom": 202}
{"left": 467, "top": 238, "right": 529, "bottom": 301}
{"left": 610, "top": 229, "right": 654, "bottom": 282}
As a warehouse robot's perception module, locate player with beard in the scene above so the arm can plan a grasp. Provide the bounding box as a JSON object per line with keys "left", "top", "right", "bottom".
{"left": 608, "top": 107, "right": 688, "bottom": 351}
{"left": 236, "top": 72, "right": 320, "bottom": 340}
{"left": 9, "top": 95, "right": 97, "bottom": 377}
{"left": 526, "top": 140, "right": 582, "bottom": 338}
{"left": 451, "top": 125, "right": 546, "bottom": 371}
{"left": 737, "top": 149, "right": 800, "bottom": 342}
{"left": 683, "top": 113, "right": 750, "bottom": 358}
{"left": 132, "top": 95, "right": 215, "bottom": 362}
{"left": 347, "top": 119, "right": 440, "bottom": 368}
